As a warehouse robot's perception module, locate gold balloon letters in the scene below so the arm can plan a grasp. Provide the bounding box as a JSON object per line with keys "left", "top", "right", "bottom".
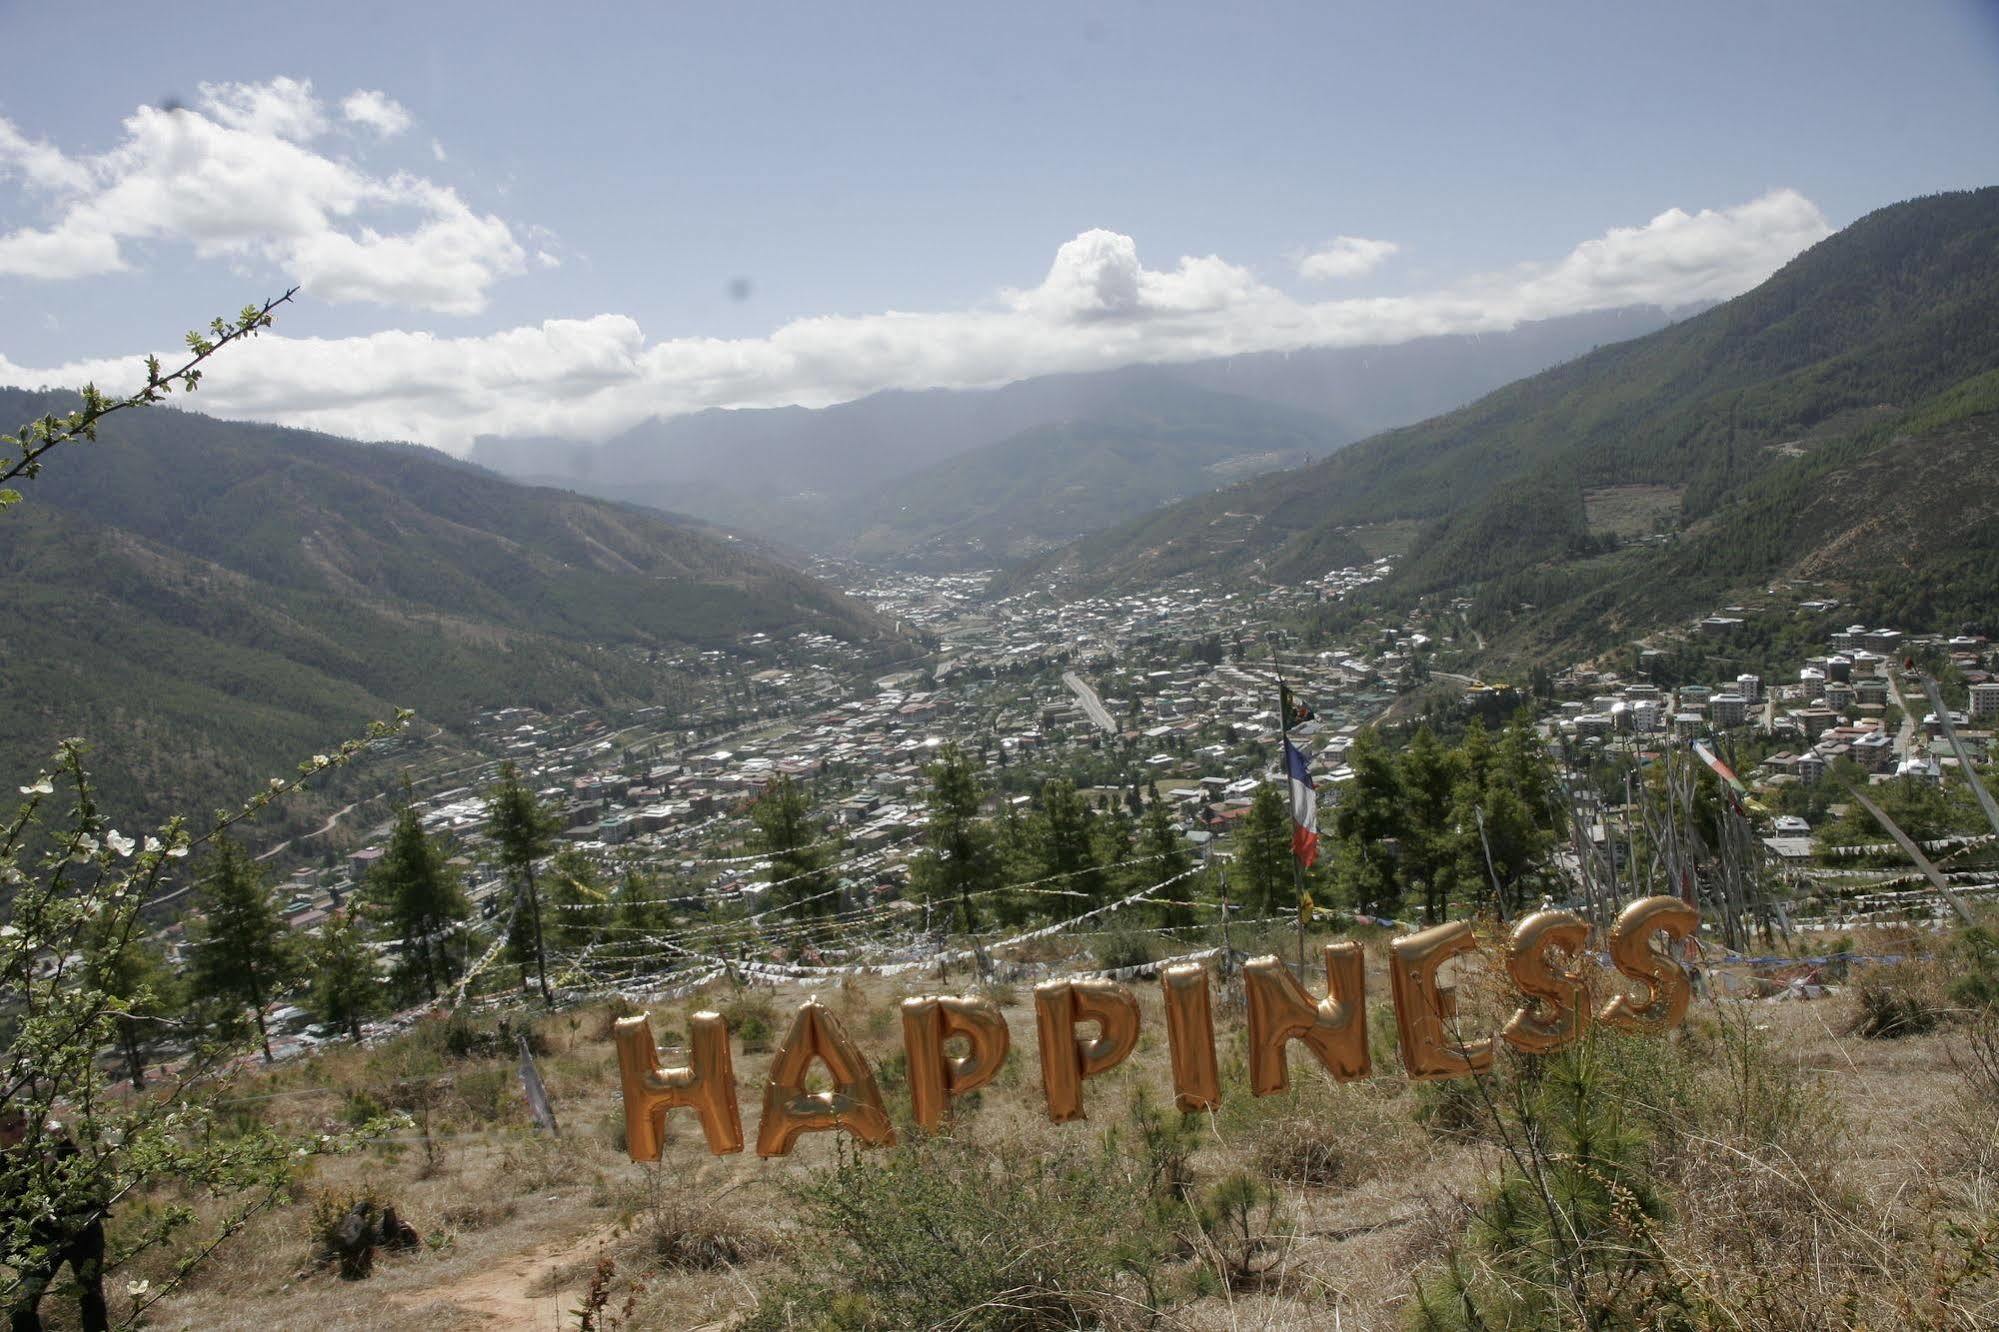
{"left": 756, "top": 998, "right": 897, "bottom": 1157}
{"left": 1389, "top": 920, "right": 1496, "bottom": 1082}
{"left": 1033, "top": 977, "right": 1141, "bottom": 1123}
{"left": 614, "top": 897, "right": 1702, "bottom": 1160}
{"left": 1243, "top": 943, "right": 1370, "bottom": 1095}
{"left": 900, "top": 994, "right": 1010, "bottom": 1132}
{"left": 614, "top": 1009, "right": 745, "bottom": 1158}
{"left": 1159, "top": 962, "right": 1222, "bottom": 1112}
{"left": 1600, "top": 894, "right": 1699, "bottom": 1032}
{"left": 1501, "top": 909, "right": 1591, "bottom": 1055}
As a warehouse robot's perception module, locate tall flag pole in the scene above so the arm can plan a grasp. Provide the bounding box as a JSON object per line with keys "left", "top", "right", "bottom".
{"left": 1272, "top": 650, "right": 1317, "bottom": 972}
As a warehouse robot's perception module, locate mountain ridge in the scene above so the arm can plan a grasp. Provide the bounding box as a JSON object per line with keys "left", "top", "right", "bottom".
{"left": 1005, "top": 187, "right": 1999, "bottom": 653}
{"left": 0, "top": 390, "right": 900, "bottom": 822}
{"left": 468, "top": 306, "right": 1683, "bottom": 559}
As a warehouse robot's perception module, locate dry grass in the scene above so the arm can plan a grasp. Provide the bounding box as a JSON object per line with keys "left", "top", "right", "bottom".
{"left": 122, "top": 936, "right": 1999, "bottom": 1331}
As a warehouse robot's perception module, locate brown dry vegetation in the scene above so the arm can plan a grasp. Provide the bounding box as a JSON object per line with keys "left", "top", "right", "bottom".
{"left": 73, "top": 924, "right": 1999, "bottom": 1331}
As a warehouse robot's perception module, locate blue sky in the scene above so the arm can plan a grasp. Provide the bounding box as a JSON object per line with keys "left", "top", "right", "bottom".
{"left": 2, "top": 0, "right": 1996, "bottom": 450}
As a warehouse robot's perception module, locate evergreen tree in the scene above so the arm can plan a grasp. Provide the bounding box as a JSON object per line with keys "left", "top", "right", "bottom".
{"left": 911, "top": 744, "right": 1001, "bottom": 933}
{"left": 189, "top": 835, "right": 296, "bottom": 1064}
{"left": 1138, "top": 800, "right": 1196, "bottom": 929}
{"left": 990, "top": 796, "right": 1041, "bottom": 925}
{"left": 83, "top": 921, "right": 177, "bottom": 1089}
{"left": 367, "top": 796, "right": 471, "bottom": 1002}
{"left": 546, "top": 847, "right": 611, "bottom": 954}
{"left": 1233, "top": 784, "right": 1296, "bottom": 918}
{"left": 1039, "top": 778, "right": 1105, "bottom": 905}
{"left": 487, "top": 762, "right": 559, "bottom": 1004}
{"left": 1400, "top": 724, "right": 1464, "bottom": 923}
{"left": 1330, "top": 729, "right": 1403, "bottom": 916}
{"left": 307, "top": 912, "right": 379, "bottom": 1042}
{"left": 750, "top": 775, "right": 834, "bottom": 925}
{"left": 1093, "top": 804, "right": 1137, "bottom": 899}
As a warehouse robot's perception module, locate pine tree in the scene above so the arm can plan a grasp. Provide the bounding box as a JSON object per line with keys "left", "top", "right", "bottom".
{"left": 1330, "top": 729, "right": 1404, "bottom": 916}
{"left": 750, "top": 775, "right": 834, "bottom": 926}
{"left": 1400, "top": 724, "right": 1464, "bottom": 923}
{"left": 911, "top": 744, "right": 1000, "bottom": 933}
{"left": 487, "top": 762, "right": 559, "bottom": 1004}
{"left": 546, "top": 847, "right": 610, "bottom": 953}
{"left": 308, "top": 912, "right": 379, "bottom": 1041}
{"left": 83, "top": 921, "right": 178, "bottom": 1088}
{"left": 1233, "top": 784, "right": 1296, "bottom": 918}
{"left": 1139, "top": 800, "right": 1196, "bottom": 929}
{"left": 190, "top": 835, "right": 296, "bottom": 1064}
{"left": 1039, "top": 778, "right": 1105, "bottom": 905}
{"left": 367, "top": 796, "right": 470, "bottom": 1002}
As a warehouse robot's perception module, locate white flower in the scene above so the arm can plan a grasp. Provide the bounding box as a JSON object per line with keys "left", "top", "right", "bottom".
{"left": 19, "top": 778, "right": 53, "bottom": 796}
{"left": 70, "top": 834, "right": 99, "bottom": 862}
{"left": 312, "top": 754, "right": 329, "bottom": 768}
{"left": 269, "top": 777, "right": 286, "bottom": 790}
{"left": 0, "top": 925, "right": 19, "bottom": 939}
{"left": 166, "top": 845, "right": 189, "bottom": 859}
{"left": 105, "top": 830, "right": 136, "bottom": 858}
{"left": 126, "top": 1279, "right": 150, "bottom": 1296}
{"left": 143, "top": 836, "right": 163, "bottom": 854}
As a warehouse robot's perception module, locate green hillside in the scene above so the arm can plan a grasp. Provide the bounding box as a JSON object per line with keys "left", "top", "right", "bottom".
{"left": 0, "top": 392, "right": 898, "bottom": 822}
{"left": 1013, "top": 188, "right": 1999, "bottom": 649}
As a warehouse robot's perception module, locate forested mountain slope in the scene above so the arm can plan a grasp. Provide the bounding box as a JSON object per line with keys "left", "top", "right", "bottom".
{"left": 0, "top": 391, "right": 896, "bottom": 821}
{"left": 1012, "top": 188, "right": 1999, "bottom": 648}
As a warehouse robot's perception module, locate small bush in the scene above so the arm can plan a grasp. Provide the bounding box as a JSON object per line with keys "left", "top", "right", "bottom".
{"left": 1844, "top": 965, "right": 1948, "bottom": 1038}
{"left": 452, "top": 1064, "right": 515, "bottom": 1124}
{"left": 1096, "top": 929, "right": 1156, "bottom": 972}
{"left": 719, "top": 991, "right": 779, "bottom": 1054}
{"left": 1222, "top": 1073, "right": 1420, "bottom": 1188}
{"left": 739, "top": 1131, "right": 1167, "bottom": 1331}
{"left": 638, "top": 1194, "right": 776, "bottom": 1272}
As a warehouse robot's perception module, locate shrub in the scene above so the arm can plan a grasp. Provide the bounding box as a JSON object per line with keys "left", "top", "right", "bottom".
{"left": 740, "top": 1132, "right": 1167, "bottom": 1331}
{"left": 1221, "top": 1073, "right": 1420, "bottom": 1189}
{"left": 719, "top": 991, "right": 779, "bottom": 1054}
{"left": 1410, "top": 1038, "right": 1684, "bottom": 1331}
{"left": 1844, "top": 965, "right": 1948, "bottom": 1038}
{"left": 1096, "top": 929, "right": 1156, "bottom": 972}
{"left": 1193, "top": 1171, "right": 1289, "bottom": 1286}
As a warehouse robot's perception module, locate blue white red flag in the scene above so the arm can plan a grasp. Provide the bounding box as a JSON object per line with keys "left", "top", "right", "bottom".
{"left": 1283, "top": 739, "right": 1319, "bottom": 869}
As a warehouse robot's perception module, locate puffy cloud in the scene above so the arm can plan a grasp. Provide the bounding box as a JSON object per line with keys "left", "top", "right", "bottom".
{"left": 0, "top": 120, "right": 93, "bottom": 193}
{"left": 341, "top": 90, "right": 413, "bottom": 138}
{"left": 1298, "top": 235, "right": 1399, "bottom": 281}
{"left": 0, "top": 189, "right": 1832, "bottom": 453}
{"left": 1500, "top": 189, "right": 1831, "bottom": 313}
{"left": 197, "top": 76, "right": 327, "bottom": 142}
{"left": 0, "top": 81, "right": 523, "bottom": 312}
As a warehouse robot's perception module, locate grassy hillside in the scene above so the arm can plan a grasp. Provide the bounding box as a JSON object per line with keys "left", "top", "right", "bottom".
{"left": 0, "top": 391, "right": 898, "bottom": 822}
{"left": 1013, "top": 188, "right": 1999, "bottom": 647}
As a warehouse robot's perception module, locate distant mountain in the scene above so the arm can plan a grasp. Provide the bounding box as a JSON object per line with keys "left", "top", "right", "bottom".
{"left": 469, "top": 306, "right": 1680, "bottom": 559}
{"left": 808, "top": 377, "right": 1348, "bottom": 566}
{"left": 0, "top": 392, "right": 897, "bottom": 822}
{"left": 1010, "top": 188, "right": 1999, "bottom": 653}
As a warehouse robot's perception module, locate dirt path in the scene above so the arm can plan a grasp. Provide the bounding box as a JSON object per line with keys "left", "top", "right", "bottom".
{"left": 391, "top": 1222, "right": 621, "bottom": 1329}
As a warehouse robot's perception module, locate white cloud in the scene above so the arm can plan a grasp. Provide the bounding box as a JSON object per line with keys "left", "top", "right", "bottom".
{"left": 1298, "top": 235, "right": 1399, "bottom": 281}
{"left": 342, "top": 90, "right": 413, "bottom": 138}
{"left": 430, "top": 138, "right": 448, "bottom": 162}
{"left": 197, "top": 76, "right": 327, "bottom": 142}
{"left": 0, "top": 119, "right": 93, "bottom": 193}
{"left": 0, "top": 189, "right": 1832, "bottom": 453}
{"left": 0, "top": 81, "right": 523, "bottom": 312}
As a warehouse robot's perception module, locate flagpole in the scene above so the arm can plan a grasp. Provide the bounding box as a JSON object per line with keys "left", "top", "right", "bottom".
{"left": 1269, "top": 638, "right": 1310, "bottom": 976}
